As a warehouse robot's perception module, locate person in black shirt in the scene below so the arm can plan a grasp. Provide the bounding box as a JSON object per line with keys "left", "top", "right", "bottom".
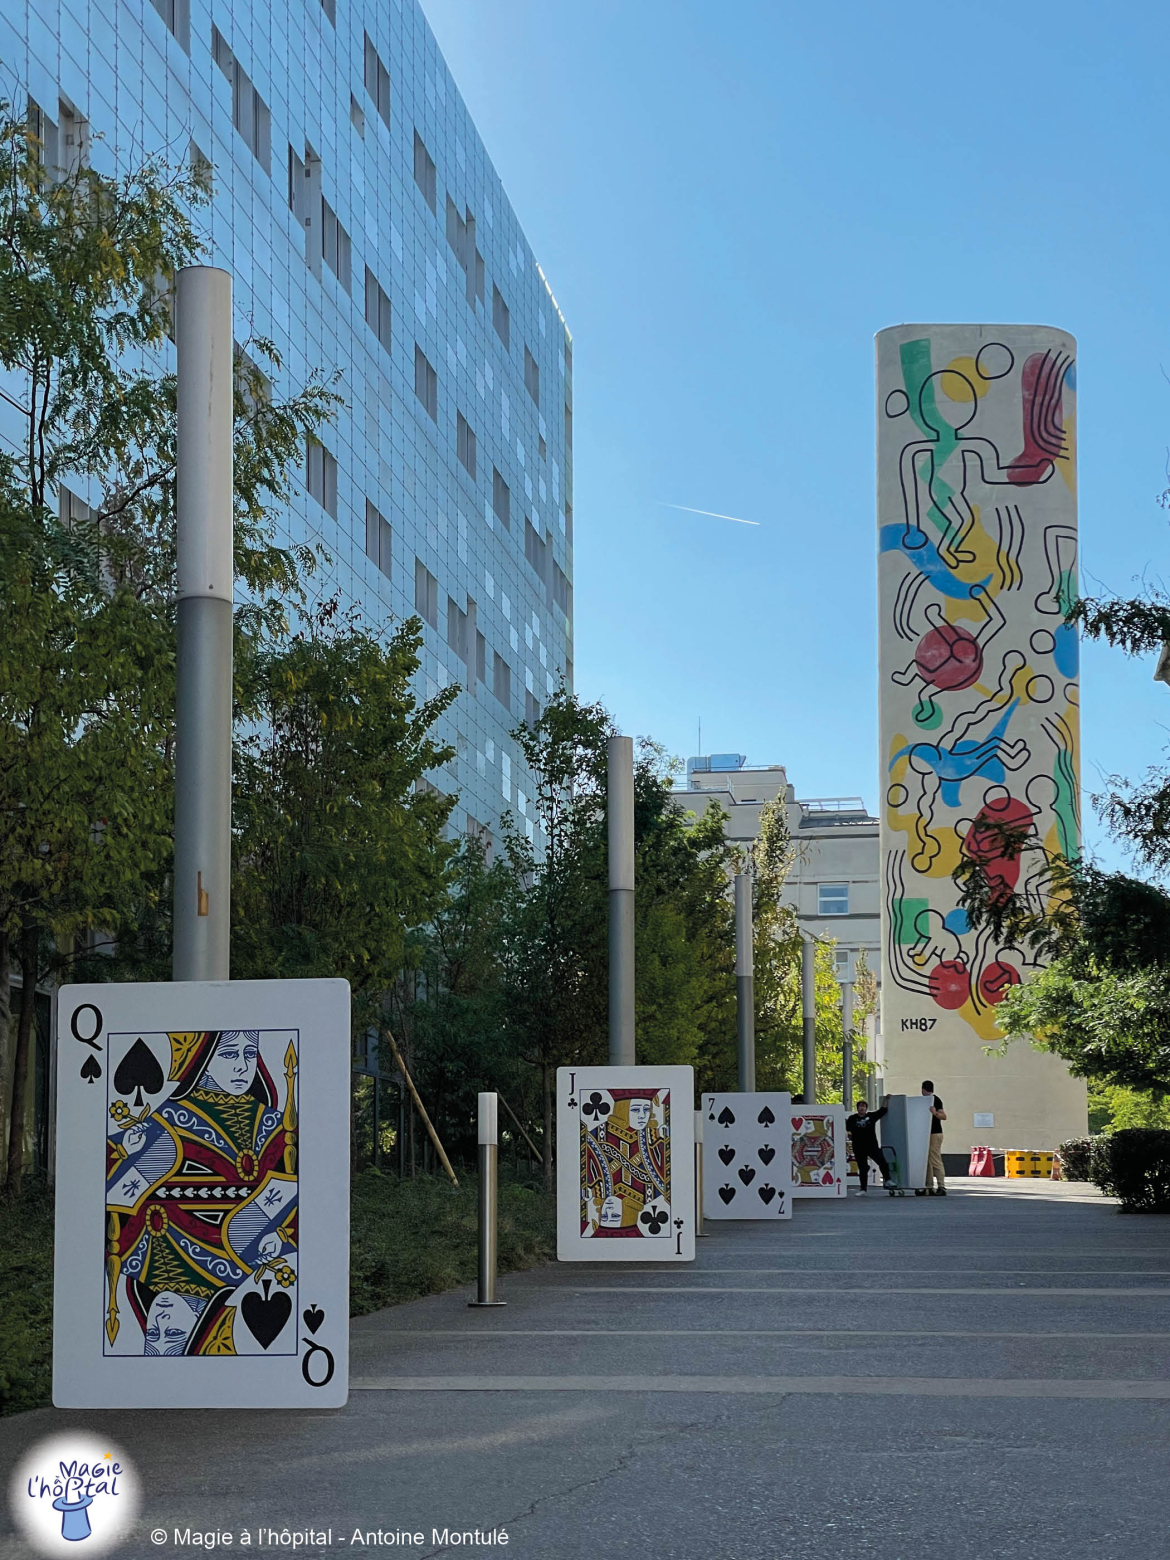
{"left": 922, "top": 1079, "right": 947, "bottom": 1195}
{"left": 845, "top": 1098, "right": 890, "bottom": 1195}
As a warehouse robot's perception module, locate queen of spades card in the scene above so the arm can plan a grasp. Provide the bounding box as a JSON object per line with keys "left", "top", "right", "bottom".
{"left": 104, "top": 1029, "right": 298, "bottom": 1358}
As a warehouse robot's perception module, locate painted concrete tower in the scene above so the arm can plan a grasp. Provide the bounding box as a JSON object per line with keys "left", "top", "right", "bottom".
{"left": 876, "top": 325, "right": 1087, "bottom": 1153}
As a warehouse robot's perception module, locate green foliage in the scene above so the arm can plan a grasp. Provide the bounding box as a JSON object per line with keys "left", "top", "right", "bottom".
{"left": 0, "top": 1181, "right": 53, "bottom": 1414}
{"left": 1086, "top": 1128, "right": 1170, "bottom": 1212}
{"left": 1057, "top": 1136, "right": 1094, "bottom": 1182}
{"left": 349, "top": 1168, "right": 555, "bottom": 1316}
{"left": 1088, "top": 1082, "right": 1170, "bottom": 1133}
{"left": 232, "top": 605, "right": 459, "bottom": 1022}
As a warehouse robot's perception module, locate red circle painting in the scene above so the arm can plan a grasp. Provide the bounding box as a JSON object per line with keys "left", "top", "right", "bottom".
{"left": 929, "top": 959, "right": 971, "bottom": 1010}
{"left": 978, "top": 961, "right": 1021, "bottom": 1005}
{"left": 915, "top": 623, "right": 983, "bottom": 691}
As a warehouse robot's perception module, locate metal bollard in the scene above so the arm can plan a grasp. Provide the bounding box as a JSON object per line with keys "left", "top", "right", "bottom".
{"left": 695, "top": 1108, "right": 705, "bottom": 1237}
{"left": 468, "top": 1092, "right": 506, "bottom": 1307}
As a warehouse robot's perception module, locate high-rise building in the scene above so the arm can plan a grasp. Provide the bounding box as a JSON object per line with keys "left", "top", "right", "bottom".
{"left": 1, "top": 0, "right": 573, "bottom": 851}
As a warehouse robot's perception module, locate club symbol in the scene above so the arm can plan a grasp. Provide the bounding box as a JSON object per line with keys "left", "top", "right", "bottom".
{"left": 582, "top": 1091, "right": 611, "bottom": 1121}
{"left": 639, "top": 1206, "right": 668, "bottom": 1234}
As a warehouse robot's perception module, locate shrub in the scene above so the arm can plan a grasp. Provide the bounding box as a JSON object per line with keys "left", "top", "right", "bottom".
{"left": 1088, "top": 1128, "right": 1170, "bottom": 1212}
{"left": 1058, "top": 1136, "right": 1094, "bottom": 1181}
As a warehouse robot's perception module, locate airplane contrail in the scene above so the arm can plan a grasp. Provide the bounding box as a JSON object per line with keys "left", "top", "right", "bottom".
{"left": 657, "top": 502, "right": 760, "bottom": 527}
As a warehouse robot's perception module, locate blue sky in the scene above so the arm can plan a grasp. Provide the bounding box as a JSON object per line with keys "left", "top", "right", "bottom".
{"left": 423, "top": 0, "right": 1170, "bottom": 869}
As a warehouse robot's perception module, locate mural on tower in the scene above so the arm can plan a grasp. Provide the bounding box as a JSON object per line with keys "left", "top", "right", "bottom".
{"left": 877, "top": 325, "right": 1079, "bottom": 1048}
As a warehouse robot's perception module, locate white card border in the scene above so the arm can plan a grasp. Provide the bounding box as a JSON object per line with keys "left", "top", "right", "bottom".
{"left": 701, "top": 1092, "right": 793, "bottom": 1221}
{"left": 557, "top": 1066, "right": 695, "bottom": 1262}
{"left": 53, "top": 978, "right": 351, "bottom": 1408}
{"left": 790, "top": 1104, "right": 848, "bottom": 1198}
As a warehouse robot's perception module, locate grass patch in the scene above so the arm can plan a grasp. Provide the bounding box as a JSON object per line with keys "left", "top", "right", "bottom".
{"left": 350, "top": 1167, "right": 556, "bottom": 1315}
{"left": 0, "top": 1170, "right": 555, "bottom": 1416}
{"left": 0, "top": 1181, "right": 54, "bottom": 1417}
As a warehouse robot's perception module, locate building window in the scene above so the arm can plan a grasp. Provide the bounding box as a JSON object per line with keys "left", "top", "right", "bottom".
{"left": 564, "top": 401, "right": 573, "bottom": 453}
{"left": 553, "top": 561, "right": 571, "bottom": 617}
{"left": 525, "top": 690, "right": 541, "bottom": 727}
{"left": 349, "top": 95, "right": 365, "bottom": 137}
{"left": 564, "top": 501, "right": 573, "bottom": 544}
{"left": 456, "top": 412, "right": 477, "bottom": 481}
{"left": 306, "top": 439, "right": 337, "bottom": 518}
{"left": 446, "top": 595, "right": 469, "bottom": 659}
{"left": 414, "top": 345, "right": 438, "bottom": 421}
{"left": 524, "top": 518, "right": 547, "bottom": 583}
{"left": 524, "top": 346, "right": 540, "bottom": 408}
{"left": 492, "top": 467, "right": 511, "bottom": 530}
{"left": 492, "top": 284, "right": 510, "bottom": 351}
{"left": 321, "top": 198, "right": 351, "bottom": 292}
{"left": 320, "top": 0, "right": 336, "bottom": 20}
{"left": 493, "top": 651, "right": 511, "bottom": 709}
{"left": 363, "top": 34, "right": 391, "bottom": 128}
{"left": 414, "top": 559, "right": 438, "bottom": 628}
{"left": 445, "top": 195, "right": 483, "bottom": 309}
{"left": 818, "top": 883, "right": 850, "bottom": 916}
{"left": 150, "top": 0, "right": 190, "bottom": 49}
{"left": 212, "top": 28, "right": 271, "bottom": 173}
{"left": 413, "top": 130, "right": 436, "bottom": 212}
{"left": 364, "top": 268, "right": 391, "bottom": 352}
{"left": 365, "top": 500, "right": 391, "bottom": 577}
{"left": 475, "top": 630, "right": 486, "bottom": 683}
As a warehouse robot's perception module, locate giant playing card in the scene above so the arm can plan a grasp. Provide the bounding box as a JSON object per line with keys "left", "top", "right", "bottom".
{"left": 702, "top": 1093, "right": 793, "bottom": 1220}
{"left": 557, "top": 1066, "right": 695, "bottom": 1262}
{"left": 790, "top": 1106, "right": 847, "bottom": 1198}
{"left": 54, "top": 979, "right": 350, "bottom": 1408}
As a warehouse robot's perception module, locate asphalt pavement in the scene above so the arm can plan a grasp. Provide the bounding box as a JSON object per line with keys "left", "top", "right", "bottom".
{"left": 4, "top": 1177, "right": 1170, "bottom": 1560}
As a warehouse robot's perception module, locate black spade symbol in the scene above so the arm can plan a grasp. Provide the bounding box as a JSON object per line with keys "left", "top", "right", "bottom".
{"left": 80, "top": 1055, "right": 102, "bottom": 1083}
{"left": 758, "top": 1184, "right": 777, "bottom": 1205}
{"left": 737, "top": 1165, "right": 756, "bottom": 1186}
{"left": 718, "top": 1185, "right": 736, "bottom": 1205}
{"left": 758, "top": 1144, "right": 776, "bottom": 1165}
{"left": 757, "top": 1106, "right": 776, "bottom": 1127}
{"left": 718, "top": 1145, "right": 736, "bottom": 1165}
{"left": 302, "top": 1305, "right": 325, "bottom": 1335}
{"left": 114, "top": 1038, "right": 164, "bottom": 1108}
{"left": 717, "top": 1107, "right": 736, "bottom": 1127}
{"left": 242, "top": 1283, "right": 293, "bottom": 1350}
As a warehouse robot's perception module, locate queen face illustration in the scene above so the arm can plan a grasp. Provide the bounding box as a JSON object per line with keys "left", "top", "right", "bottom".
{"left": 201, "top": 1032, "right": 260, "bottom": 1095}
{"left": 628, "top": 1098, "right": 652, "bottom": 1131}
{"left": 143, "top": 1291, "right": 204, "bottom": 1356}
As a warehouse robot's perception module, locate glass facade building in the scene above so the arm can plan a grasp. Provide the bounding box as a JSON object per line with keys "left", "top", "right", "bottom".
{"left": 0, "top": 0, "right": 573, "bottom": 847}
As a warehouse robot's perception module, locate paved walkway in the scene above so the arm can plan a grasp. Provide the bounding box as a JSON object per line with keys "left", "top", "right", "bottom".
{"left": 5, "top": 1179, "right": 1170, "bottom": 1559}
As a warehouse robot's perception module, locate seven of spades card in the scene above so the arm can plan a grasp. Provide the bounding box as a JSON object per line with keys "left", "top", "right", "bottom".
{"left": 701, "top": 1093, "right": 793, "bottom": 1220}
{"left": 54, "top": 979, "right": 350, "bottom": 1408}
{"left": 557, "top": 1066, "right": 695, "bottom": 1262}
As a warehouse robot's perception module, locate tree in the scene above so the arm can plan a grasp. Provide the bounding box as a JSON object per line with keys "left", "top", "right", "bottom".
{"left": 232, "top": 604, "right": 459, "bottom": 1010}
{"left": 0, "top": 111, "right": 336, "bottom": 1188}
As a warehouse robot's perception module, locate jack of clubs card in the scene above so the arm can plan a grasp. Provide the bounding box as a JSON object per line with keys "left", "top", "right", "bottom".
{"left": 557, "top": 1066, "right": 695, "bottom": 1262}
